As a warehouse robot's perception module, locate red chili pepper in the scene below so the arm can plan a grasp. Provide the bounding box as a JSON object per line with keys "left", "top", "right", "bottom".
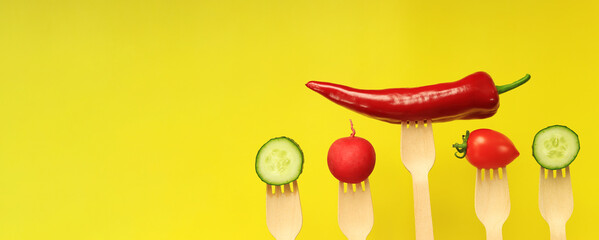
{"left": 306, "top": 72, "right": 530, "bottom": 123}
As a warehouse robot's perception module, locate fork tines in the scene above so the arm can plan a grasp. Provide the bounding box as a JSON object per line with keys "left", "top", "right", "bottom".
{"left": 338, "top": 179, "right": 374, "bottom": 240}
{"left": 400, "top": 119, "right": 435, "bottom": 240}
{"left": 539, "top": 166, "right": 573, "bottom": 238}
{"left": 267, "top": 181, "right": 299, "bottom": 196}
{"left": 474, "top": 167, "right": 510, "bottom": 235}
{"left": 266, "top": 181, "right": 302, "bottom": 240}
{"left": 477, "top": 167, "right": 508, "bottom": 181}
{"left": 400, "top": 119, "right": 435, "bottom": 173}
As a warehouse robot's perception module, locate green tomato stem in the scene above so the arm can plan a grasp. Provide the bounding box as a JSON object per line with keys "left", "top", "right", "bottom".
{"left": 452, "top": 130, "right": 470, "bottom": 159}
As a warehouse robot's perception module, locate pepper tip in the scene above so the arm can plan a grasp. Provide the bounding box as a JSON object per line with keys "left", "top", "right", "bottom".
{"left": 305, "top": 81, "right": 317, "bottom": 90}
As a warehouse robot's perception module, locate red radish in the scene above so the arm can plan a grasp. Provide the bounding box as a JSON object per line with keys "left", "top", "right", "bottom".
{"left": 327, "top": 120, "right": 376, "bottom": 183}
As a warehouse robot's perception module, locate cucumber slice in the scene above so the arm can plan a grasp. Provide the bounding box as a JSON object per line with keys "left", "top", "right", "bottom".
{"left": 256, "top": 137, "right": 304, "bottom": 185}
{"left": 532, "top": 125, "right": 580, "bottom": 170}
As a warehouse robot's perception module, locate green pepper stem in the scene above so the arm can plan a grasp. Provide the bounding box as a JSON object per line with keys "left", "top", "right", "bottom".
{"left": 452, "top": 130, "right": 470, "bottom": 159}
{"left": 496, "top": 74, "right": 531, "bottom": 94}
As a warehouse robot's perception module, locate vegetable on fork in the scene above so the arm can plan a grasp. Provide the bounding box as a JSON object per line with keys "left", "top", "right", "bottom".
{"left": 452, "top": 129, "right": 519, "bottom": 169}
{"left": 328, "top": 120, "right": 376, "bottom": 183}
{"left": 256, "top": 137, "right": 304, "bottom": 240}
{"left": 306, "top": 72, "right": 530, "bottom": 124}
{"left": 534, "top": 125, "right": 579, "bottom": 240}
{"left": 256, "top": 137, "right": 304, "bottom": 186}
{"left": 453, "top": 129, "right": 519, "bottom": 240}
{"left": 328, "top": 120, "right": 375, "bottom": 240}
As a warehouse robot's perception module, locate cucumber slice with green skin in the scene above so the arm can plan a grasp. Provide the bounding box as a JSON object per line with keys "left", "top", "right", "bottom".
{"left": 256, "top": 137, "right": 304, "bottom": 185}
{"left": 532, "top": 125, "right": 580, "bottom": 170}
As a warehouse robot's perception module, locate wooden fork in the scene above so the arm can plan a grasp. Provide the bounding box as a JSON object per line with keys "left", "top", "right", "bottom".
{"left": 266, "top": 181, "right": 302, "bottom": 240}
{"left": 400, "top": 120, "right": 435, "bottom": 240}
{"left": 338, "top": 178, "right": 374, "bottom": 240}
{"left": 475, "top": 168, "right": 510, "bottom": 240}
{"left": 539, "top": 167, "right": 573, "bottom": 240}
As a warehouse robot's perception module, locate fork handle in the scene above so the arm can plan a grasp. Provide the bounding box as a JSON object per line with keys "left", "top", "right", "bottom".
{"left": 412, "top": 173, "right": 434, "bottom": 240}
{"left": 549, "top": 224, "right": 566, "bottom": 240}
{"left": 346, "top": 237, "right": 366, "bottom": 240}
{"left": 485, "top": 226, "right": 502, "bottom": 240}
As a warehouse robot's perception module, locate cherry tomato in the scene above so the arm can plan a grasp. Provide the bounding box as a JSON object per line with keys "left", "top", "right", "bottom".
{"left": 327, "top": 121, "right": 376, "bottom": 183}
{"left": 453, "top": 129, "right": 519, "bottom": 169}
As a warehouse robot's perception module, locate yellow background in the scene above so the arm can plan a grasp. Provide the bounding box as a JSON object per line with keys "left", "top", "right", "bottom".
{"left": 1, "top": 0, "right": 598, "bottom": 239}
